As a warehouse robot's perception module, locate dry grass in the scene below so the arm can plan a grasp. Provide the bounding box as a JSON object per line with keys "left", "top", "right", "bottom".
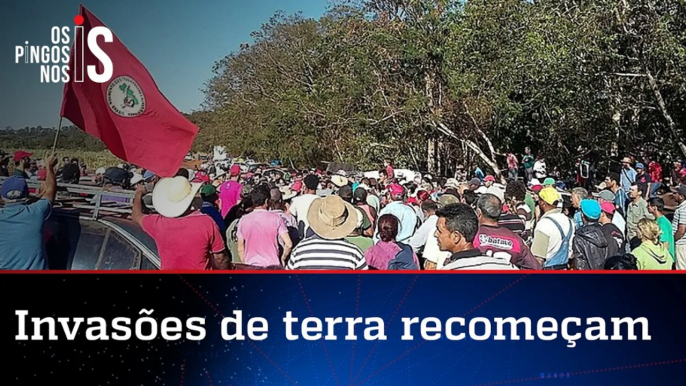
{"left": 8, "top": 149, "right": 124, "bottom": 171}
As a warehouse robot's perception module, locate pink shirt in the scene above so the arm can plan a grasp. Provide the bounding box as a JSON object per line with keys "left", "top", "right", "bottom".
{"left": 219, "top": 180, "right": 242, "bottom": 218}
{"left": 237, "top": 209, "right": 288, "bottom": 267}
{"left": 142, "top": 212, "right": 225, "bottom": 270}
{"left": 507, "top": 154, "right": 518, "bottom": 170}
{"left": 365, "top": 241, "right": 419, "bottom": 270}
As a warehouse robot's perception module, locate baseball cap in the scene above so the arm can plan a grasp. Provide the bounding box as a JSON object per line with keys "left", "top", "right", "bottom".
{"left": 677, "top": 185, "right": 686, "bottom": 197}
{"left": 338, "top": 185, "right": 353, "bottom": 200}
{"left": 635, "top": 162, "right": 645, "bottom": 170}
{"left": 438, "top": 193, "right": 460, "bottom": 207}
{"left": 13, "top": 150, "right": 33, "bottom": 162}
{"left": 0, "top": 176, "right": 29, "bottom": 200}
{"left": 484, "top": 175, "right": 495, "bottom": 182}
{"left": 543, "top": 177, "right": 555, "bottom": 186}
{"left": 389, "top": 184, "right": 404, "bottom": 196}
{"left": 469, "top": 178, "right": 481, "bottom": 186}
{"left": 200, "top": 184, "right": 216, "bottom": 196}
{"left": 229, "top": 164, "right": 241, "bottom": 176}
{"left": 600, "top": 201, "right": 615, "bottom": 215}
{"left": 580, "top": 199, "right": 601, "bottom": 220}
{"left": 594, "top": 190, "right": 615, "bottom": 202}
{"left": 143, "top": 170, "right": 156, "bottom": 181}
{"left": 304, "top": 174, "right": 320, "bottom": 190}
{"left": 539, "top": 187, "right": 561, "bottom": 205}
{"left": 531, "top": 185, "right": 543, "bottom": 193}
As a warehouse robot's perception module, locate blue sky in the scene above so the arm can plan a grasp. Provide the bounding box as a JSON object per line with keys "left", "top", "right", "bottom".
{"left": 0, "top": 0, "right": 329, "bottom": 129}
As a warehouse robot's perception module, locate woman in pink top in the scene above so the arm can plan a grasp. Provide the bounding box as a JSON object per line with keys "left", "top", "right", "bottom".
{"left": 365, "top": 214, "right": 419, "bottom": 270}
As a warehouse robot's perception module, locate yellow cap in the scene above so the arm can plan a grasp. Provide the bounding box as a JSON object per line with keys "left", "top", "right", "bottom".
{"left": 539, "top": 187, "right": 561, "bottom": 206}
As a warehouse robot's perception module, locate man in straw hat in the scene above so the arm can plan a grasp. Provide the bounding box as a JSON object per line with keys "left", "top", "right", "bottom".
{"left": 286, "top": 195, "right": 367, "bottom": 270}
{"left": 331, "top": 172, "right": 349, "bottom": 192}
{"left": 133, "top": 177, "right": 229, "bottom": 270}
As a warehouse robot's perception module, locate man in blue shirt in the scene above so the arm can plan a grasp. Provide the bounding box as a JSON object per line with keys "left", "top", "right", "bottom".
{"left": 620, "top": 156, "right": 636, "bottom": 194}
{"left": 375, "top": 184, "right": 418, "bottom": 244}
{"left": 0, "top": 154, "right": 58, "bottom": 270}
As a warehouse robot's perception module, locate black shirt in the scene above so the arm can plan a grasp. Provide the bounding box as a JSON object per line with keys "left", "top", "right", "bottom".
{"left": 61, "top": 163, "right": 81, "bottom": 184}
{"left": 601, "top": 223, "right": 625, "bottom": 256}
{"left": 635, "top": 172, "right": 651, "bottom": 197}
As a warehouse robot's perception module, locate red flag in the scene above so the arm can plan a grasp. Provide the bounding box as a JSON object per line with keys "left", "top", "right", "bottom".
{"left": 61, "top": 5, "right": 199, "bottom": 177}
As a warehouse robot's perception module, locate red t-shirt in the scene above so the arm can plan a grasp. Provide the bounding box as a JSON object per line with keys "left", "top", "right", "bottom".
{"left": 474, "top": 224, "right": 541, "bottom": 270}
{"left": 142, "top": 212, "right": 225, "bottom": 270}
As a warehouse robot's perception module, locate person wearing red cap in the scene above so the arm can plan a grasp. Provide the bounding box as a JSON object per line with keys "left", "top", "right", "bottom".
{"left": 12, "top": 151, "right": 33, "bottom": 179}
{"left": 218, "top": 164, "right": 242, "bottom": 219}
{"left": 599, "top": 201, "right": 626, "bottom": 252}
{"left": 0, "top": 153, "right": 58, "bottom": 270}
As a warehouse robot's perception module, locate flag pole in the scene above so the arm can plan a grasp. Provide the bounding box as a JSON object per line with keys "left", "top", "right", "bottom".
{"left": 51, "top": 117, "right": 63, "bottom": 155}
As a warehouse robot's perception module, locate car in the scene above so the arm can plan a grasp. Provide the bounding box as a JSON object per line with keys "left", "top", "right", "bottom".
{"left": 43, "top": 209, "right": 161, "bottom": 270}
{"left": 0, "top": 177, "right": 259, "bottom": 271}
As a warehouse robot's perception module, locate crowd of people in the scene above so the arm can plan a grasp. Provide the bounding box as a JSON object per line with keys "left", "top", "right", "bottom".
{"left": 1, "top": 148, "right": 686, "bottom": 271}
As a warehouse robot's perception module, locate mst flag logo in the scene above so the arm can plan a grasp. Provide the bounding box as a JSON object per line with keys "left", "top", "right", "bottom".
{"left": 107, "top": 76, "right": 146, "bottom": 117}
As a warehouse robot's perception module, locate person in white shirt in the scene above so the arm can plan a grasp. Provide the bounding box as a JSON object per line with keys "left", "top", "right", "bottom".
{"left": 409, "top": 200, "right": 438, "bottom": 253}
{"left": 533, "top": 158, "right": 547, "bottom": 180}
{"left": 289, "top": 174, "right": 321, "bottom": 240}
{"left": 530, "top": 187, "right": 575, "bottom": 269}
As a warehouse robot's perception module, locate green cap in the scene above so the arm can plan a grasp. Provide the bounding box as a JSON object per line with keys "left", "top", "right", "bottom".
{"left": 200, "top": 184, "right": 216, "bottom": 196}
{"left": 543, "top": 178, "right": 555, "bottom": 186}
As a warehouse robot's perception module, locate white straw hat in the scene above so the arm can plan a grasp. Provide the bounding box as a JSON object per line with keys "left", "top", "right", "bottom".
{"left": 152, "top": 177, "right": 202, "bottom": 218}
{"left": 280, "top": 186, "right": 297, "bottom": 201}
{"left": 331, "top": 175, "right": 349, "bottom": 188}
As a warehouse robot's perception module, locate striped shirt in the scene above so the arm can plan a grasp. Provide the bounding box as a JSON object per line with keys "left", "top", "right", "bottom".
{"left": 441, "top": 249, "right": 519, "bottom": 270}
{"left": 498, "top": 213, "right": 526, "bottom": 236}
{"left": 286, "top": 235, "right": 368, "bottom": 270}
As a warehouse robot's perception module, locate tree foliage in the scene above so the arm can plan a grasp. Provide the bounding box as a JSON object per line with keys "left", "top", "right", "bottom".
{"left": 180, "top": 0, "right": 686, "bottom": 175}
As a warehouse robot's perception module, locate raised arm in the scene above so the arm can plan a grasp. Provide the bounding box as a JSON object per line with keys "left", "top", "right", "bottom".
{"left": 132, "top": 184, "right": 147, "bottom": 226}
{"left": 42, "top": 154, "right": 59, "bottom": 203}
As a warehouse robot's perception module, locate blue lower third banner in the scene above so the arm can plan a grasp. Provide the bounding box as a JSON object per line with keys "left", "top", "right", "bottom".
{"left": 2, "top": 273, "right": 686, "bottom": 385}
